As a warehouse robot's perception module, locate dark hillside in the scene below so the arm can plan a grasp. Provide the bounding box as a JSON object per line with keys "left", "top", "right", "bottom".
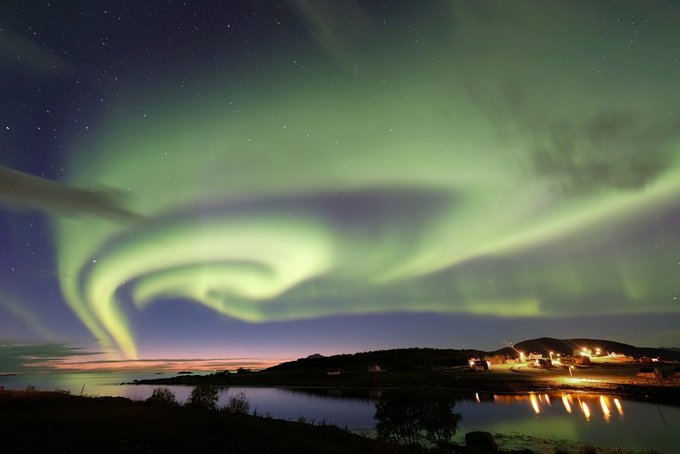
{"left": 0, "top": 390, "right": 417, "bottom": 454}
{"left": 267, "top": 348, "right": 485, "bottom": 373}
{"left": 492, "top": 337, "right": 680, "bottom": 361}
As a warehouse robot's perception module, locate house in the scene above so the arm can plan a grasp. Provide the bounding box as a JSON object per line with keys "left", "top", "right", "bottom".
{"left": 528, "top": 353, "right": 543, "bottom": 361}
{"left": 535, "top": 358, "right": 554, "bottom": 369}
{"left": 368, "top": 364, "right": 383, "bottom": 373}
{"left": 469, "top": 359, "right": 489, "bottom": 371}
{"left": 639, "top": 356, "right": 660, "bottom": 364}
{"left": 574, "top": 348, "right": 593, "bottom": 357}
{"left": 637, "top": 367, "right": 662, "bottom": 379}
{"left": 528, "top": 358, "right": 553, "bottom": 369}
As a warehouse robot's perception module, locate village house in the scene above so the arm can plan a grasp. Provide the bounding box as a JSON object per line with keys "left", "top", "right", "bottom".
{"left": 469, "top": 359, "right": 489, "bottom": 371}
{"left": 637, "top": 367, "right": 662, "bottom": 380}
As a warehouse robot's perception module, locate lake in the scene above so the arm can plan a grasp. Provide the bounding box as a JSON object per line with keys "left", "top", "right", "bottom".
{"left": 2, "top": 372, "right": 678, "bottom": 453}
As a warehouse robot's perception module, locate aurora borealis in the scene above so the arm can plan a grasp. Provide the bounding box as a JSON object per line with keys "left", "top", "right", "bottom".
{"left": 1, "top": 1, "right": 679, "bottom": 368}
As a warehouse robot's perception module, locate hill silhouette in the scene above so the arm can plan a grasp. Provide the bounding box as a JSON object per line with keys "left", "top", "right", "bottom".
{"left": 269, "top": 338, "right": 680, "bottom": 373}
{"left": 267, "top": 348, "right": 485, "bottom": 373}
{"left": 491, "top": 337, "right": 680, "bottom": 361}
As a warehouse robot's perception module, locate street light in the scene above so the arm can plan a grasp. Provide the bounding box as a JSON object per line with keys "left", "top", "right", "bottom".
{"left": 569, "top": 366, "right": 574, "bottom": 378}
{"left": 549, "top": 351, "right": 554, "bottom": 361}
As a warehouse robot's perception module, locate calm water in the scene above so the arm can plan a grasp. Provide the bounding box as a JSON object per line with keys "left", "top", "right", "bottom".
{"left": 2, "top": 372, "right": 678, "bottom": 453}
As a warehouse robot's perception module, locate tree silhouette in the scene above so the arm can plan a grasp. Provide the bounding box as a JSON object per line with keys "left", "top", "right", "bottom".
{"left": 187, "top": 384, "right": 219, "bottom": 410}
{"left": 224, "top": 391, "right": 250, "bottom": 414}
{"left": 146, "top": 387, "right": 178, "bottom": 406}
{"left": 374, "top": 389, "right": 461, "bottom": 446}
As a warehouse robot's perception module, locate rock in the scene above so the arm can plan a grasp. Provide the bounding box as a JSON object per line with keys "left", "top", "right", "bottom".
{"left": 464, "top": 431, "right": 498, "bottom": 454}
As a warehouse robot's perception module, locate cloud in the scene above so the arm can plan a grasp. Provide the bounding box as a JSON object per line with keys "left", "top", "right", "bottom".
{"left": 287, "top": 0, "right": 373, "bottom": 73}
{"left": 0, "top": 291, "right": 53, "bottom": 340}
{"left": 0, "top": 166, "right": 142, "bottom": 222}
{"left": 530, "top": 112, "right": 680, "bottom": 195}
{"left": 0, "top": 27, "right": 74, "bottom": 78}
{"left": 447, "top": 2, "right": 680, "bottom": 196}
{"left": 0, "top": 341, "right": 99, "bottom": 373}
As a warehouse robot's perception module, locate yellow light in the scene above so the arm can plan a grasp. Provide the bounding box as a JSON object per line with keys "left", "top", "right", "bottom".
{"left": 530, "top": 393, "right": 540, "bottom": 414}
{"left": 600, "top": 396, "right": 611, "bottom": 421}
{"left": 614, "top": 398, "right": 624, "bottom": 415}
{"left": 562, "top": 394, "right": 572, "bottom": 413}
{"left": 581, "top": 401, "right": 591, "bottom": 420}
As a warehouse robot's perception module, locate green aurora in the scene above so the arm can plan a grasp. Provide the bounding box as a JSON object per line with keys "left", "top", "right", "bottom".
{"left": 42, "top": 2, "right": 680, "bottom": 358}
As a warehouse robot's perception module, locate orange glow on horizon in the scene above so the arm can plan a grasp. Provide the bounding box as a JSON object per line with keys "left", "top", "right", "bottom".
{"left": 24, "top": 355, "right": 290, "bottom": 373}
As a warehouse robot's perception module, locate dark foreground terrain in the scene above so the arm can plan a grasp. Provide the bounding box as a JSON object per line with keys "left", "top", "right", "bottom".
{"left": 0, "top": 389, "right": 416, "bottom": 454}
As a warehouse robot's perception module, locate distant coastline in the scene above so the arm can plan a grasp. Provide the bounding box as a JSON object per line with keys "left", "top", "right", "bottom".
{"left": 129, "top": 339, "right": 680, "bottom": 405}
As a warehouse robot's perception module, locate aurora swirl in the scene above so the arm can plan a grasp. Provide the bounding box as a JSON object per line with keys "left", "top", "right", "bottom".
{"left": 2, "top": 2, "right": 676, "bottom": 359}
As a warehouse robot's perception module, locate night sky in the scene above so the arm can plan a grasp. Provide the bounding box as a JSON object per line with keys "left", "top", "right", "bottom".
{"left": 1, "top": 1, "right": 679, "bottom": 372}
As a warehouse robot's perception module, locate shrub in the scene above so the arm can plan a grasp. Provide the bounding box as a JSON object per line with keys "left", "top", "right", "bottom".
{"left": 146, "top": 387, "right": 177, "bottom": 406}
{"left": 187, "top": 384, "right": 219, "bottom": 410}
{"left": 224, "top": 391, "right": 250, "bottom": 414}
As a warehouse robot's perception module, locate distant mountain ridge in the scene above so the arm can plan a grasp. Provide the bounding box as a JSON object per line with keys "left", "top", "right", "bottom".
{"left": 268, "top": 348, "right": 485, "bottom": 372}
{"left": 491, "top": 337, "right": 680, "bottom": 361}
{"left": 270, "top": 338, "right": 680, "bottom": 372}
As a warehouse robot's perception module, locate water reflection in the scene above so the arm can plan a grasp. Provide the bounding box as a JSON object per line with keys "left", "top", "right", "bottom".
{"left": 529, "top": 393, "right": 540, "bottom": 414}
{"left": 600, "top": 396, "right": 611, "bottom": 421}
{"left": 580, "top": 400, "right": 591, "bottom": 421}
{"left": 1, "top": 374, "right": 676, "bottom": 452}
{"left": 562, "top": 394, "right": 572, "bottom": 413}
{"left": 484, "top": 392, "right": 622, "bottom": 423}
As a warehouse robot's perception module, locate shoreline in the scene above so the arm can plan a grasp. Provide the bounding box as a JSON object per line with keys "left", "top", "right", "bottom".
{"left": 129, "top": 365, "right": 680, "bottom": 406}
{"left": 2, "top": 387, "right": 674, "bottom": 454}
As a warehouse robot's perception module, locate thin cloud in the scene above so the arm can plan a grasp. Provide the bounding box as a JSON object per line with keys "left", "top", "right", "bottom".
{"left": 25, "top": 356, "right": 288, "bottom": 373}
{"left": 0, "top": 341, "right": 100, "bottom": 374}
{"left": 0, "top": 26, "right": 75, "bottom": 78}
{"left": 0, "top": 166, "right": 143, "bottom": 222}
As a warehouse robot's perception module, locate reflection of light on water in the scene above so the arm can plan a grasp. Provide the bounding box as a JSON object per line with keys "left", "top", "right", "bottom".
{"left": 475, "top": 392, "right": 480, "bottom": 403}
{"left": 581, "top": 401, "right": 591, "bottom": 420}
{"left": 530, "top": 393, "right": 540, "bottom": 414}
{"left": 562, "top": 394, "right": 572, "bottom": 413}
{"left": 614, "top": 398, "right": 624, "bottom": 416}
{"left": 492, "top": 392, "right": 628, "bottom": 423}
{"left": 600, "top": 395, "right": 611, "bottom": 422}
